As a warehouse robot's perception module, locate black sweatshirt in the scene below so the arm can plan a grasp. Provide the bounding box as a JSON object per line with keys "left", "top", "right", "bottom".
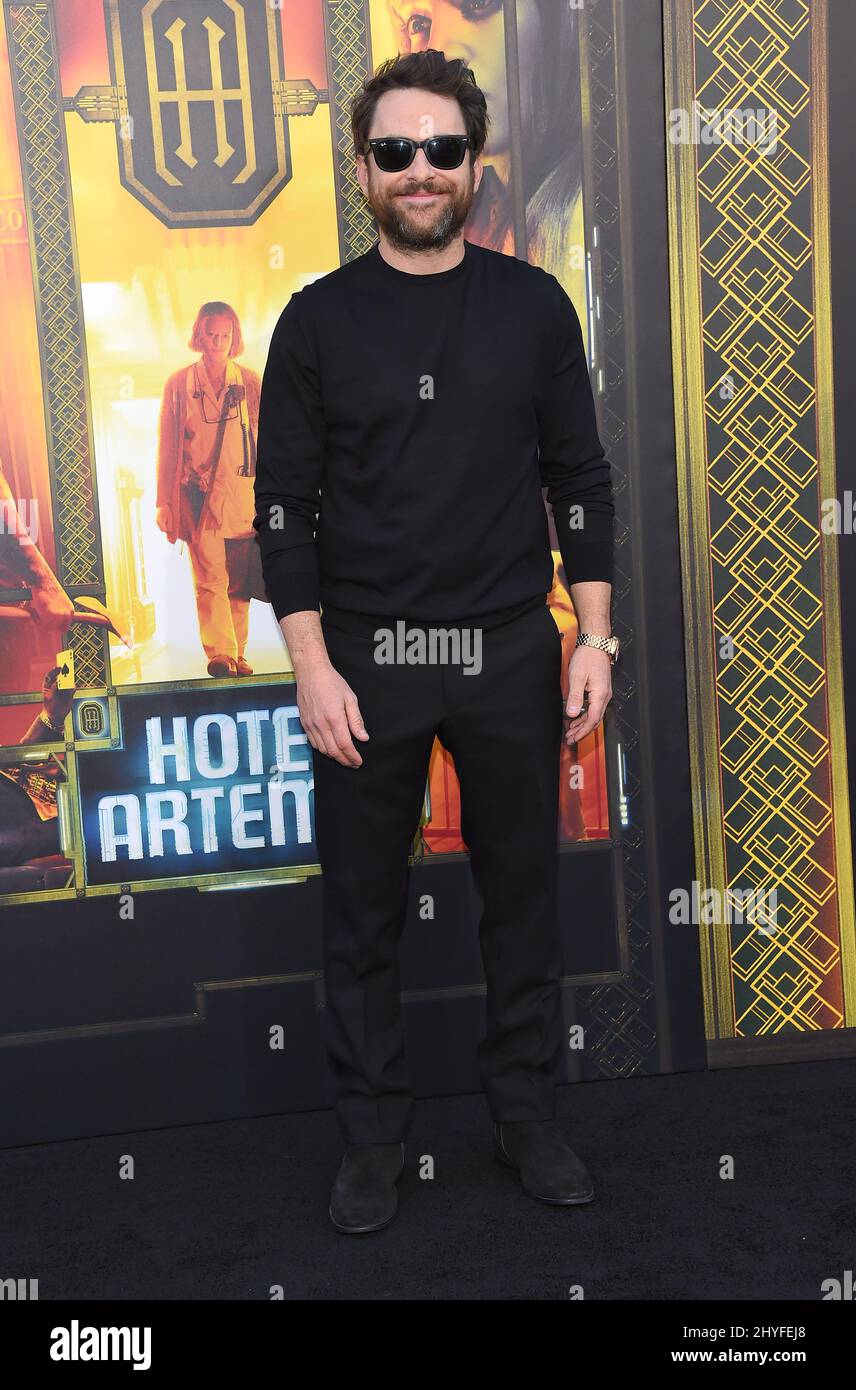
{"left": 253, "top": 239, "right": 614, "bottom": 627}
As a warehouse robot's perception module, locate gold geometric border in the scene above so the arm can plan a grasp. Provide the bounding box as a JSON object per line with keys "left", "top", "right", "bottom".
{"left": 4, "top": 0, "right": 107, "bottom": 688}
{"left": 323, "top": 0, "right": 375, "bottom": 263}
{"left": 809, "top": 0, "right": 856, "bottom": 1034}
{"left": 665, "top": 0, "right": 856, "bottom": 1041}
{"left": 664, "top": 0, "right": 729, "bottom": 1039}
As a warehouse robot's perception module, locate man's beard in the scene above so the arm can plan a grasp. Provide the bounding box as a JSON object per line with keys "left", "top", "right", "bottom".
{"left": 366, "top": 174, "right": 474, "bottom": 251}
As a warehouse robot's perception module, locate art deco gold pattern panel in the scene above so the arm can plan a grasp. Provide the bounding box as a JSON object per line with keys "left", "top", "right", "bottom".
{"left": 665, "top": 0, "right": 855, "bottom": 1042}
{"left": 6, "top": 0, "right": 107, "bottom": 688}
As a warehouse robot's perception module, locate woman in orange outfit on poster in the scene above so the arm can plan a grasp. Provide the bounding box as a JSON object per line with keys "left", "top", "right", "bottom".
{"left": 155, "top": 301, "right": 262, "bottom": 678}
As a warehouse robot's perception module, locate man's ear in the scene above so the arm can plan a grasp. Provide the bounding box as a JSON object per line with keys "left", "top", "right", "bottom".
{"left": 472, "top": 153, "right": 484, "bottom": 195}
{"left": 355, "top": 152, "right": 368, "bottom": 196}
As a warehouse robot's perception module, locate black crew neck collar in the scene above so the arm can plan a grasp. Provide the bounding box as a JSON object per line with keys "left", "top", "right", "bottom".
{"left": 370, "top": 238, "right": 472, "bottom": 285}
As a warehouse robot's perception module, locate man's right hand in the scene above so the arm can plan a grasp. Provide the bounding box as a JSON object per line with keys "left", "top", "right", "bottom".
{"left": 296, "top": 659, "right": 369, "bottom": 767}
{"left": 280, "top": 609, "right": 369, "bottom": 767}
{"left": 155, "top": 505, "right": 173, "bottom": 534}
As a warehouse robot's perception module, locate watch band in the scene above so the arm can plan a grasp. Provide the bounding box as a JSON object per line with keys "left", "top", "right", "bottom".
{"left": 575, "top": 631, "right": 620, "bottom": 664}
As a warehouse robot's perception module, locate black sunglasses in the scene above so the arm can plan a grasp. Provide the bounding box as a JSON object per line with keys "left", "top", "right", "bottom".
{"left": 366, "top": 135, "right": 472, "bottom": 173}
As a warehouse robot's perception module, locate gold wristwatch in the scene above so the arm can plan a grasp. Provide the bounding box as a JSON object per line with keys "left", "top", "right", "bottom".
{"left": 575, "top": 631, "right": 620, "bottom": 665}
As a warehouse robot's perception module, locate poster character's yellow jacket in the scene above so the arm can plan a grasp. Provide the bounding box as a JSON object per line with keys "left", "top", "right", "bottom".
{"left": 156, "top": 361, "right": 261, "bottom": 545}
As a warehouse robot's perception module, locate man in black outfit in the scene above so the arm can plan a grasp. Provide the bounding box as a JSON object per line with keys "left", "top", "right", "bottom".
{"left": 254, "top": 50, "right": 617, "bottom": 1234}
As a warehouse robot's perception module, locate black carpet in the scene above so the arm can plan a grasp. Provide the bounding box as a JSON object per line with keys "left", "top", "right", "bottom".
{"left": 2, "top": 1058, "right": 854, "bottom": 1300}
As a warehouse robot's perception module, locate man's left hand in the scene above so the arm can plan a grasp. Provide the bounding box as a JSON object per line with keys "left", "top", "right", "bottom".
{"left": 564, "top": 646, "right": 612, "bottom": 745}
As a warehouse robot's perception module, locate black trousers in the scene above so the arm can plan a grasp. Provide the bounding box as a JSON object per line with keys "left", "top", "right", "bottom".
{"left": 312, "top": 600, "right": 565, "bottom": 1144}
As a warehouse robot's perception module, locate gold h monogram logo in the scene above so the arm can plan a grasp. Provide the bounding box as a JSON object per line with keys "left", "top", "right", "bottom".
{"left": 142, "top": 0, "right": 256, "bottom": 187}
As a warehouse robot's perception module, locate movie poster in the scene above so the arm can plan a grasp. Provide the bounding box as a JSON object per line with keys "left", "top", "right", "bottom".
{"left": 0, "top": 0, "right": 610, "bottom": 906}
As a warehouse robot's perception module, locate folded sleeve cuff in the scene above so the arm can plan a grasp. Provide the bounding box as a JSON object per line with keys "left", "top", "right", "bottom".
{"left": 558, "top": 538, "right": 614, "bottom": 586}
{"left": 268, "top": 570, "right": 321, "bottom": 622}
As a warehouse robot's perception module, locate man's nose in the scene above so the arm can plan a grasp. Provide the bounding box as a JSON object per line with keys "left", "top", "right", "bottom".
{"left": 409, "top": 146, "right": 435, "bottom": 179}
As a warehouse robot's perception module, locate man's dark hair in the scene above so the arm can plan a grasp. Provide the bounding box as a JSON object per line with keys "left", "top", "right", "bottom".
{"left": 351, "top": 49, "right": 489, "bottom": 163}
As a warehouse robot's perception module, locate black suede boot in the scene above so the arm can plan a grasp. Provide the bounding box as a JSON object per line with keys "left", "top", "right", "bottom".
{"left": 328, "top": 1141, "right": 406, "bottom": 1234}
{"left": 494, "top": 1121, "right": 594, "bottom": 1205}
